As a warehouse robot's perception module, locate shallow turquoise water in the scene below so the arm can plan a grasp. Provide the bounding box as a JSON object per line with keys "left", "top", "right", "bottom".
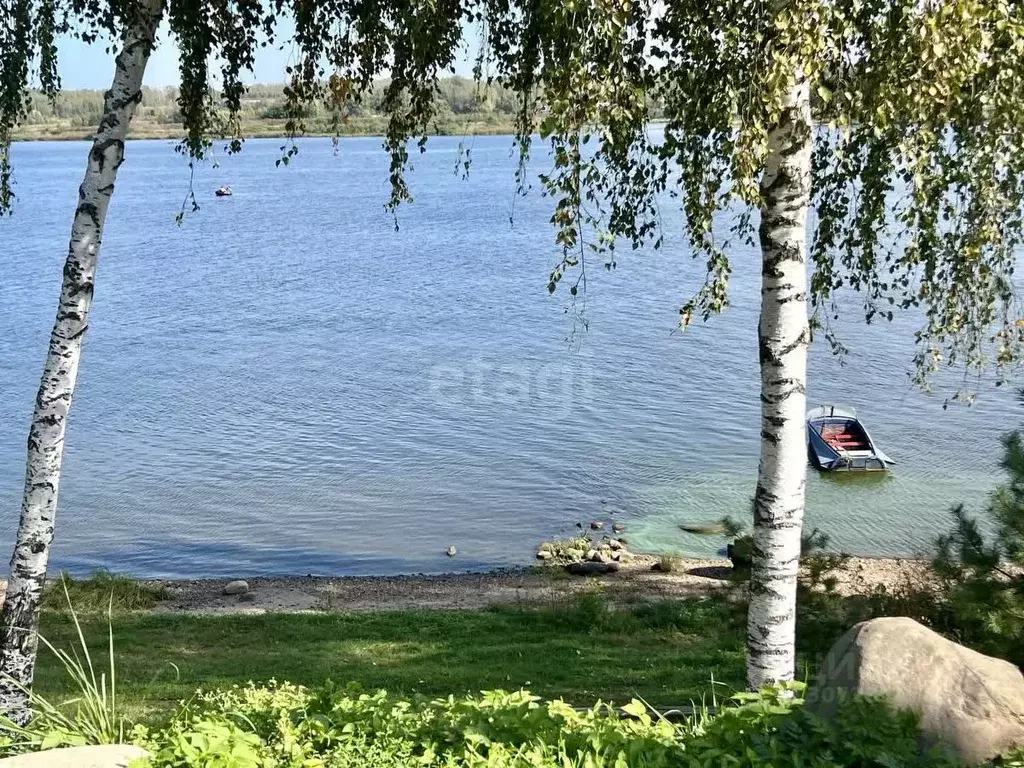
{"left": 0, "top": 135, "right": 1016, "bottom": 577}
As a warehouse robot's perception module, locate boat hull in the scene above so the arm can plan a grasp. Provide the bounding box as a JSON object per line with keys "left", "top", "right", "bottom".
{"left": 806, "top": 406, "right": 892, "bottom": 472}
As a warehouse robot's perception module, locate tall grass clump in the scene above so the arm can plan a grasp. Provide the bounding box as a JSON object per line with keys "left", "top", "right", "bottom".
{"left": 1, "top": 580, "right": 129, "bottom": 753}
{"left": 42, "top": 570, "right": 168, "bottom": 613}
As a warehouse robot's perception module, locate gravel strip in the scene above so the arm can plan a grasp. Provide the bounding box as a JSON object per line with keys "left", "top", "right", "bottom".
{"left": 137, "top": 555, "right": 931, "bottom": 615}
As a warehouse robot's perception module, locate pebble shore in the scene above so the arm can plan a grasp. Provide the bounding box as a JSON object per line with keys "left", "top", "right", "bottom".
{"left": 136, "top": 555, "right": 931, "bottom": 615}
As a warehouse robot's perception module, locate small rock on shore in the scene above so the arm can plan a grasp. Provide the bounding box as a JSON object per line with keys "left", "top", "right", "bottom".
{"left": 223, "top": 580, "right": 249, "bottom": 596}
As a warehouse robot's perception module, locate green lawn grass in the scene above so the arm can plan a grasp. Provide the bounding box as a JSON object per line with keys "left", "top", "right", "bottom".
{"left": 33, "top": 596, "right": 747, "bottom": 721}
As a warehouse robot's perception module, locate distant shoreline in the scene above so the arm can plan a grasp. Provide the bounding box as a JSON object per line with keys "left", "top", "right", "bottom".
{"left": 11, "top": 119, "right": 520, "bottom": 143}
{"left": 11, "top": 117, "right": 671, "bottom": 143}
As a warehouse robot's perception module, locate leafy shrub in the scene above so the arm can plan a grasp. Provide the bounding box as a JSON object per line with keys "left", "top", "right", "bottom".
{"left": 140, "top": 684, "right": 684, "bottom": 767}
{"left": 686, "top": 683, "right": 958, "bottom": 768}
{"left": 796, "top": 565, "right": 949, "bottom": 659}
{"left": 131, "top": 681, "right": 960, "bottom": 767}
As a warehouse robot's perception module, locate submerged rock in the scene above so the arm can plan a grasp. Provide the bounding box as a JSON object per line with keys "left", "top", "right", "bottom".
{"left": 536, "top": 550, "right": 553, "bottom": 560}
{"left": 445, "top": 545, "right": 457, "bottom": 557}
{"left": 590, "top": 521, "right": 604, "bottom": 530}
{"left": 612, "top": 523, "right": 626, "bottom": 533}
{"left": 223, "top": 580, "right": 249, "bottom": 596}
{"left": 809, "top": 617, "right": 1024, "bottom": 763}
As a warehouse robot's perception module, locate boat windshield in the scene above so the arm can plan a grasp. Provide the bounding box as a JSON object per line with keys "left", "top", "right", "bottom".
{"left": 807, "top": 405, "right": 857, "bottom": 420}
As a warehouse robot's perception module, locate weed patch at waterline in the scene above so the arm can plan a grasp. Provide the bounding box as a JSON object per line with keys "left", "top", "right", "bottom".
{"left": 42, "top": 571, "right": 169, "bottom": 614}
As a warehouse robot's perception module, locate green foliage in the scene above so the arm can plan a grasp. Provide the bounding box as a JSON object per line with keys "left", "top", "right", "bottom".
{"left": 0, "top": 0, "right": 65, "bottom": 212}
{"left": 930, "top": 430, "right": 1024, "bottom": 664}
{"left": 794, "top": 427, "right": 1024, "bottom": 665}
{"left": 42, "top": 571, "right": 169, "bottom": 614}
{"left": 723, "top": 513, "right": 847, "bottom": 583}
{"left": 0, "top": 583, "right": 128, "bottom": 755}
{"left": 5, "top": 589, "right": 972, "bottom": 766}
{"left": 5, "top": 1, "right": 1021, "bottom": 384}
{"left": 140, "top": 684, "right": 684, "bottom": 767}
{"left": 120, "top": 681, "right": 956, "bottom": 767}
{"left": 479, "top": 0, "right": 1024, "bottom": 388}
{"left": 687, "top": 683, "right": 957, "bottom": 768}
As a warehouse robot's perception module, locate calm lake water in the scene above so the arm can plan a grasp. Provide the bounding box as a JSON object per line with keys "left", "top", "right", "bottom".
{"left": 0, "top": 136, "right": 1018, "bottom": 578}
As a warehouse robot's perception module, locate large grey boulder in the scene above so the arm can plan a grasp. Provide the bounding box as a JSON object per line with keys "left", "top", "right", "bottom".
{"left": 808, "top": 616, "right": 1024, "bottom": 763}
{"left": 0, "top": 745, "right": 150, "bottom": 767}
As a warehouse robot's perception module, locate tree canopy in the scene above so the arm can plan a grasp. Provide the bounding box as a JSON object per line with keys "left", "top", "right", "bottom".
{"left": 7, "top": 0, "right": 1024, "bottom": 389}
{"left": 483, "top": 0, "right": 1024, "bottom": 392}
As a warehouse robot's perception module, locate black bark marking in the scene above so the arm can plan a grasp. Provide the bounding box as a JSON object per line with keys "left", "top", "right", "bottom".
{"left": 759, "top": 321, "right": 810, "bottom": 368}
{"left": 89, "top": 138, "right": 125, "bottom": 175}
{"left": 763, "top": 282, "right": 796, "bottom": 293}
{"left": 68, "top": 281, "right": 95, "bottom": 300}
{"left": 775, "top": 292, "right": 807, "bottom": 305}
{"left": 760, "top": 380, "right": 807, "bottom": 404}
{"left": 758, "top": 330, "right": 772, "bottom": 366}
{"left": 76, "top": 201, "right": 101, "bottom": 231}
{"left": 66, "top": 324, "right": 90, "bottom": 341}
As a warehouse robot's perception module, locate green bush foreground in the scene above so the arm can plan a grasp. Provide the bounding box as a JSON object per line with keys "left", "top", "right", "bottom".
{"left": 14, "top": 680, "right": 982, "bottom": 767}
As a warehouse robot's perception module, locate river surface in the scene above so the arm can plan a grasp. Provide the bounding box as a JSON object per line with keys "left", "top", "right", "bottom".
{"left": 0, "top": 136, "right": 1018, "bottom": 578}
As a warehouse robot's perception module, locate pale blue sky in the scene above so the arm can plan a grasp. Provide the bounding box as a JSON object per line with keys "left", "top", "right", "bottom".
{"left": 55, "top": 19, "right": 478, "bottom": 89}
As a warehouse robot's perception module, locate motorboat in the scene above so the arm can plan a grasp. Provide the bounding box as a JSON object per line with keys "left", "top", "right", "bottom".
{"left": 806, "top": 405, "right": 893, "bottom": 472}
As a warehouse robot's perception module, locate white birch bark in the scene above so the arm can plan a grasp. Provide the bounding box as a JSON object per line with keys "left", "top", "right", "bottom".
{"left": 0, "top": 0, "right": 164, "bottom": 721}
{"left": 747, "top": 69, "right": 813, "bottom": 690}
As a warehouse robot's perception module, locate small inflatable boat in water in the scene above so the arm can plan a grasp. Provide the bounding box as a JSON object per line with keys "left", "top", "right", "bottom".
{"left": 215, "top": 185, "right": 232, "bottom": 197}
{"left": 807, "top": 405, "right": 893, "bottom": 472}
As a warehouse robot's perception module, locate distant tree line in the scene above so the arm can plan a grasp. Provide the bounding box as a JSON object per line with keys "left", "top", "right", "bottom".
{"left": 21, "top": 79, "right": 535, "bottom": 128}
{"left": 21, "top": 78, "right": 669, "bottom": 135}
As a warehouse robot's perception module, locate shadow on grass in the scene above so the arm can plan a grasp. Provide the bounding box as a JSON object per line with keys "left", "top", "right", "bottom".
{"left": 686, "top": 566, "right": 734, "bottom": 581}
{"left": 35, "top": 596, "right": 748, "bottom": 719}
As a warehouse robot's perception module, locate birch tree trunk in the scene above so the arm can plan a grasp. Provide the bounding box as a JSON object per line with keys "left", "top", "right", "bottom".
{"left": 747, "top": 69, "right": 813, "bottom": 690}
{"left": 0, "top": 0, "right": 164, "bottom": 722}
